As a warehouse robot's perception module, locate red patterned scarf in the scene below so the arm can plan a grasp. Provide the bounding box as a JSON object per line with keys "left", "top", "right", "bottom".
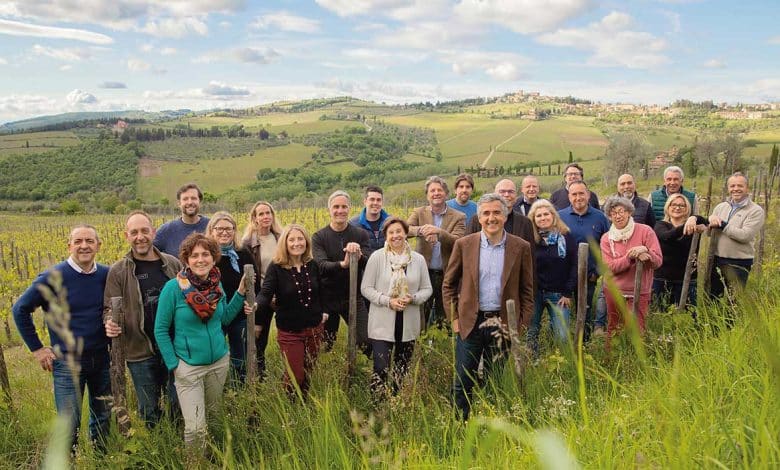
{"left": 177, "top": 267, "right": 223, "bottom": 323}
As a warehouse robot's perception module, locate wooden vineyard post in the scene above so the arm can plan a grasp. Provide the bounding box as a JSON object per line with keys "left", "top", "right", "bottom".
{"left": 347, "top": 251, "right": 358, "bottom": 377}
{"left": 109, "top": 297, "right": 131, "bottom": 437}
{"left": 244, "top": 264, "right": 258, "bottom": 384}
{"left": 575, "top": 243, "right": 589, "bottom": 348}
{"left": 755, "top": 172, "right": 769, "bottom": 275}
{"left": 678, "top": 232, "right": 701, "bottom": 312}
{"left": 703, "top": 176, "right": 718, "bottom": 294}
{"left": 0, "top": 343, "right": 11, "bottom": 406}
{"left": 632, "top": 261, "right": 644, "bottom": 319}
{"left": 505, "top": 299, "right": 525, "bottom": 381}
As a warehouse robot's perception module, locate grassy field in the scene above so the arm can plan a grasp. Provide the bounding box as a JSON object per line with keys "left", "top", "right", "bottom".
{"left": 0, "top": 131, "right": 80, "bottom": 158}
{"left": 0, "top": 210, "right": 777, "bottom": 468}
{"left": 137, "top": 143, "right": 317, "bottom": 201}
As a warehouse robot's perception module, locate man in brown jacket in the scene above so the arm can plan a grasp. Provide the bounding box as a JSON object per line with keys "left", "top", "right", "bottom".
{"left": 443, "top": 193, "right": 534, "bottom": 420}
{"left": 408, "top": 175, "right": 466, "bottom": 328}
{"left": 104, "top": 211, "right": 182, "bottom": 427}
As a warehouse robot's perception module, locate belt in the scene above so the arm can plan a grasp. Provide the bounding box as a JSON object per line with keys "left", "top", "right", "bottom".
{"left": 478, "top": 310, "right": 500, "bottom": 318}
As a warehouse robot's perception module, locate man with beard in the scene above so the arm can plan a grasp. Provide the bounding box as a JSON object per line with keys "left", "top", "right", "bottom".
{"left": 446, "top": 173, "right": 478, "bottom": 222}
{"left": 154, "top": 183, "right": 210, "bottom": 256}
{"left": 104, "top": 211, "right": 182, "bottom": 427}
{"left": 615, "top": 174, "right": 656, "bottom": 227}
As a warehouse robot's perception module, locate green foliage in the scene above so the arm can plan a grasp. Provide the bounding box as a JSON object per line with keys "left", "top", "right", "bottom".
{"left": 604, "top": 132, "right": 651, "bottom": 181}
{"left": 770, "top": 143, "right": 779, "bottom": 173}
{"left": 0, "top": 138, "right": 138, "bottom": 201}
{"left": 142, "top": 136, "right": 286, "bottom": 161}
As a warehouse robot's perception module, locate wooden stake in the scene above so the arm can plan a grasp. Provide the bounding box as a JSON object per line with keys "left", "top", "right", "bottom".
{"left": 347, "top": 251, "right": 358, "bottom": 377}
{"left": 0, "top": 343, "right": 11, "bottom": 406}
{"left": 575, "top": 243, "right": 589, "bottom": 346}
{"left": 678, "top": 232, "right": 701, "bottom": 312}
{"left": 244, "top": 264, "right": 258, "bottom": 384}
{"left": 632, "top": 261, "right": 644, "bottom": 318}
{"left": 505, "top": 299, "right": 525, "bottom": 380}
{"left": 703, "top": 176, "right": 718, "bottom": 294}
{"left": 109, "top": 296, "right": 131, "bottom": 437}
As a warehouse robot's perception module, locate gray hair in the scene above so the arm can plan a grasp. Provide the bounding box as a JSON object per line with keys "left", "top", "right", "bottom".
{"left": 68, "top": 224, "right": 101, "bottom": 243}
{"left": 327, "top": 190, "right": 351, "bottom": 208}
{"left": 664, "top": 165, "right": 684, "bottom": 180}
{"left": 424, "top": 175, "right": 449, "bottom": 195}
{"left": 602, "top": 196, "right": 635, "bottom": 215}
{"left": 477, "top": 193, "right": 508, "bottom": 216}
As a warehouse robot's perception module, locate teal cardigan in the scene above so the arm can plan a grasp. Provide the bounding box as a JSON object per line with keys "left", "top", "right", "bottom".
{"left": 154, "top": 277, "right": 245, "bottom": 371}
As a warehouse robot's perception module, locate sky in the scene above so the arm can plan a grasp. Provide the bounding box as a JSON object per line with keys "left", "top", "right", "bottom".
{"left": 1, "top": 0, "right": 779, "bottom": 124}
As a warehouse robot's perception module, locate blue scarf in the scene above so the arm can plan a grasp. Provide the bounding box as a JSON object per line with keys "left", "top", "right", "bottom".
{"left": 727, "top": 197, "right": 750, "bottom": 222}
{"left": 220, "top": 244, "right": 240, "bottom": 273}
{"left": 540, "top": 230, "right": 567, "bottom": 258}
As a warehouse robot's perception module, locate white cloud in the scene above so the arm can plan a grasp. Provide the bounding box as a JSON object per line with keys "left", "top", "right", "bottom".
{"left": 66, "top": 89, "right": 98, "bottom": 105}
{"left": 314, "top": 0, "right": 412, "bottom": 17}
{"left": 0, "top": 57, "right": 7, "bottom": 65}
{"left": 139, "top": 17, "right": 208, "bottom": 38}
{"left": 59, "top": 64, "right": 72, "bottom": 71}
{"left": 99, "top": 81, "right": 127, "bottom": 89}
{"left": 536, "top": 12, "right": 669, "bottom": 69}
{"left": 140, "top": 43, "right": 154, "bottom": 52}
{"left": 219, "top": 21, "right": 232, "bottom": 29}
{"left": 660, "top": 10, "right": 681, "bottom": 33}
{"left": 251, "top": 11, "right": 321, "bottom": 33}
{"left": 32, "top": 44, "right": 93, "bottom": 62}
{"left": 160, "top": 47, "right": 177, "bottom": 55}
{"left": 202, "top": 81, "right": 251, "bottom": 96}
{"left": 0, "top": 94, "right": 59, "bottom": 122}
{"left": 0, "top": 18, "right": 113, "bottom": 44}
{"left": 196, "top": 47, "right": 280, "bottom": 65}
{"left": 2, "top": 1, "right": 244, "bottom": 30}
{"left": 768, "top": 36, "right": 780, "bottom": 45}
{"left": 444, "top": 50, "right": 530, "bottom": 80}
{"left": 341, "top": 47, "right": 428, "bottom": 68}
{"left": 454, "top": 0, "right": 592, "bottom": 34}
{"left": 703, "top": 59, "right": 726, "bottom": 69}
{"left": 127, "top": 58, "right": 151, "bottom": 71}
{"left": 375, "top": 21, "right": 483, "bottom": 50}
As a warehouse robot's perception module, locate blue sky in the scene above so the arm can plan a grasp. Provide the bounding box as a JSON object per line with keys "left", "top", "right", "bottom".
{"left": 0, "top": 0, "right": 779, "bottom": 123}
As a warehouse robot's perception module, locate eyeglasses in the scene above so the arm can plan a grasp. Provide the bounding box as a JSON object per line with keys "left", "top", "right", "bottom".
{"left": 670, "top": 203, "right": 687, "bottom": 209}
{"left": 609, "top": 209, "right": 628, "bottom": 217}
{"left": 497, "top": 189, "right": 516, "bottom": 194}
{"left": 565, "top": 172, "right": 582, "bottom": 177}
{"left": 213, "top": 226, "right": 235, "bottom": 233}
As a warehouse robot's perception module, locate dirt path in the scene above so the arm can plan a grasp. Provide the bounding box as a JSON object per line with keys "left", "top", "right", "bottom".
{"left": 481, "top": 122, "right": 534, "bottom": 167}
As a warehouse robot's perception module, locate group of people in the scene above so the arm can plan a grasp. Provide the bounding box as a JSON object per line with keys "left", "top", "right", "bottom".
{"left": 12, "top": 165, "right": 766, "bottom": 448}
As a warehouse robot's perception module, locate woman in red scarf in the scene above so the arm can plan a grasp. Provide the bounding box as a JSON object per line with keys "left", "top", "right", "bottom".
{"left": 154, "top": 233, "right": 252, "bottom": 449}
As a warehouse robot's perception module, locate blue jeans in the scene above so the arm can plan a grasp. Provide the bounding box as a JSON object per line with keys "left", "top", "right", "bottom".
{"left": 527, "top": 290, "right": 571, "bottom": 356}
{"left": 452, "top": 314, "right": 507, "bottom": 420}
{"left": 126, "top": 354, "right": 176, "bottom": 427}
{"left": 224, "top": 318, "right": 247, "bottom": 383}
{"left": 595, "top": 285, "right": 607, "bottom": 329}
{"left": 52, "top": 349, "right": 111, "bottom": 450}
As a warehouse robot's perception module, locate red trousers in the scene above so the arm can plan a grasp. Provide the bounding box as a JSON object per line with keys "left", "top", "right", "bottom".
{"left": 605, "top": 292, "right": 651, "bottom": 335}
{"left": 276, "top": 324, "right": 323, "bottom": 394}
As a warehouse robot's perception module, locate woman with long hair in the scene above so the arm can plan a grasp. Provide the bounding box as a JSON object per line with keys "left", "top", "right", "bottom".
{"left": 242, "top": 201, "right": 283, "bottom": 379}
{"left": 258, "top": 224, "right": 326, "bottom": 396}
{"left": 525, "top": 200, "right": 577, "bottom": 357}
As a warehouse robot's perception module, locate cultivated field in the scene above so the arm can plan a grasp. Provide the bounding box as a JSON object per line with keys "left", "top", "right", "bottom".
{"left": 0, "top": 131, "right": 80, "bottom": 158}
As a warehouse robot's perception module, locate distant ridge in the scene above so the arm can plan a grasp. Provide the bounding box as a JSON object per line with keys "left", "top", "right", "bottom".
{"left": 0, "top": 109, "right": 193, "bottom": 133}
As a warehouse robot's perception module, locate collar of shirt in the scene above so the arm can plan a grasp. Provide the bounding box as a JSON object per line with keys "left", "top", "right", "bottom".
{"left": 566, "top": 206, "right": 591, "bottom": 217}
{"left": 430, "top": 205, "right": 448, "bottom": 216}
{"left": 480, "top": 230, "right": 507, "bottom": 248}
{"left": 67, "top": 256, "right": 97, "bottom": 274}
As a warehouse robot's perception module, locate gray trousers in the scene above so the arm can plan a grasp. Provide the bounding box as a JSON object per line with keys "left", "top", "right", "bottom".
{"left": 173, "top": 353, "right": 230, "bottom": 447}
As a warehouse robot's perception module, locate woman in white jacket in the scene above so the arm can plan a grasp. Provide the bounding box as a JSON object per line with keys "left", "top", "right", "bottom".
{"left": 361, "top": 217, "right": 432, "bottom": 394}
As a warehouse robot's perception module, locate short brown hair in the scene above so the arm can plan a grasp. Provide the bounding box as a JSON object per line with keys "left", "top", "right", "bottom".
{"left": 273, "top": 224, "right": 313, "bottom": 269}
{"left": 179, "top": 233, "right": 221, "bottom": 266}
{"left": 381, "top": 217, "right": 409, "bottom": 239}
{"left": 176, "top": 183, "right": 203, "bottom": 201}
{"left": 453, "top": 173, "right": 474, "bottom": 190}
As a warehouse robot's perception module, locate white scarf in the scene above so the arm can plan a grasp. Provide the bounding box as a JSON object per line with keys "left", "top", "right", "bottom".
{"left": 607, "top": 218, "right": 635, "bottom": 257}
{"left": 385, "top": 241, "right": 412, "bottom": 300}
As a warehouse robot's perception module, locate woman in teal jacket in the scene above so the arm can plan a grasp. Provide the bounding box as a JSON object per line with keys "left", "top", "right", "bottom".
{"left": 154, "top": 233, "right": 250, "bottom": 449}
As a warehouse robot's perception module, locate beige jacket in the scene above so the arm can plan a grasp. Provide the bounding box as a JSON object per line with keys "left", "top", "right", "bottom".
{"left": 407, "top": 205, "right": 466, "bottom": 270}
{"left": 710, "top": 197, "right": 765, "bottom": 259}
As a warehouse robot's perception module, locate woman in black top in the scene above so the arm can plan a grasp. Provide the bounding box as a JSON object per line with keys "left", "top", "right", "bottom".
{"left": 207, "top": 211, "right": 260, "bottom": 383}
{"left": 652, "top": 193, "right": 708, "bottom": 311}
{"left": 259, "top": 224, "right": 326, "bottom": 396}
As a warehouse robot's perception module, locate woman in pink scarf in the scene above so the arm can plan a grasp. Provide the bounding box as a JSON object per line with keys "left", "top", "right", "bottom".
{"left": 600, "top": 196, "right": 662, "bottom": 336}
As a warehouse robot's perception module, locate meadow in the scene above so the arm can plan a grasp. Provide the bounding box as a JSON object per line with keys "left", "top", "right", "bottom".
{"left": 0, "top": 131, "right": 80, "bottom": 159}
{"left": 0, "top": 206, "right": 778, "bottom": 469}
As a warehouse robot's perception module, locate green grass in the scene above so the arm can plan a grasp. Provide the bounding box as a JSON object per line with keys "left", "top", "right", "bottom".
{"left": 137, "top": 143, "right": 317, "bottom": 201}
{"left": 0, "top": 131, "right": 80, "bottom": 159}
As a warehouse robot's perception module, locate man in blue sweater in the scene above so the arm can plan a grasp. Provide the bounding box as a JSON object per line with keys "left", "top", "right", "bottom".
{"left": 12, "top": 224, "right": 111, "bottom": 452}
{"left": 558, "top": 182, "right": 610, "bottom": 340}
{"left": 154, "top": 182, "right": 210, "bottom": 256}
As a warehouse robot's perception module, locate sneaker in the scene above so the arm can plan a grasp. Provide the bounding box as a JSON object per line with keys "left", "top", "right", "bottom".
{"left": 592, "top": 326, "right": 606, "bottom": 337}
